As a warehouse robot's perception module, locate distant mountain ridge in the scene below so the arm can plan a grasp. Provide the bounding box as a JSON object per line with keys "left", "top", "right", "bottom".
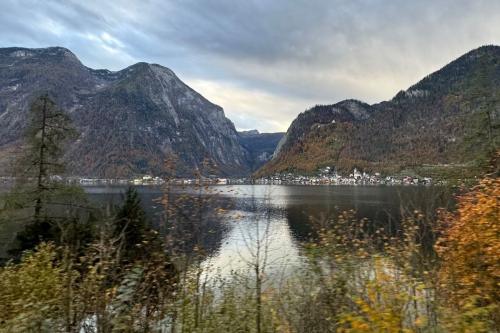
{"left": 0, "top": 47, "right": 251, "bottom": 177}
{"left": 237, "top": 130, "right": 284, "bottom": 171}
{"left": 258, "top": 45, "right": 500, "bottom": 178}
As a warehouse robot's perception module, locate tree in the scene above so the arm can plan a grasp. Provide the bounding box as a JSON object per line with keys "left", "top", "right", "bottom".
{"left": 0, "top": 243, "right": 68, "bottom": 331}
{"left": 5, "top": 94, "right": 85, "bottom": 257}
{"left": 19, "top": 94, "right": 77, "bottom": 220}
{"left": 113, "top": 187, "right": 150, "bottom": 264}
{"left": 435, "top": 176, "right": 500, "bottom": 329}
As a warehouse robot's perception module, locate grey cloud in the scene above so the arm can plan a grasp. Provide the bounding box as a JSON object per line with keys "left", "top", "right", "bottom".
{"left": 1, "top": 0, "right": 499, "bottom": 131}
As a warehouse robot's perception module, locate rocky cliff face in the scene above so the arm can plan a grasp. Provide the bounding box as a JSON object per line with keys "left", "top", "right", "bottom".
{"left": 0, "top": 47, "right": 250, "bottom": 177}
{"left": 259, "top": 45, "right": 500, "bottom": 177}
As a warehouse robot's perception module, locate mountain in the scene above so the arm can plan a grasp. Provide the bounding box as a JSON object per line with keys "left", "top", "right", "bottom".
{"left": 0, "top": 47, "right": 250, "bottom": 177}
{"left": 258, "top": 45, "right": 500, "bottom": 178}
{"left": 272, "top": 99, "right": 374, "bottom": 158}
{"left": 237, "top": 130, "right": 284, "bottom": 170}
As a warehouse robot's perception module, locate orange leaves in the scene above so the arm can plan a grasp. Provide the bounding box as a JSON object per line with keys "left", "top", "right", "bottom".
{"left": 435, "top": 177, "right": 500, "bottom": 306}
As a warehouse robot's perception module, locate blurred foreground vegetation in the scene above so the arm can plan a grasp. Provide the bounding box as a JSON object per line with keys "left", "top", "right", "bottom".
{"left": 0, "top": 175, "right": 498, "bottom": 332}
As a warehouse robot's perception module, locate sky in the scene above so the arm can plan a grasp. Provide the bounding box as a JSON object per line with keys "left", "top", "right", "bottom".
{"left": 1, "top": 0, "right": 499, "bottom": 132}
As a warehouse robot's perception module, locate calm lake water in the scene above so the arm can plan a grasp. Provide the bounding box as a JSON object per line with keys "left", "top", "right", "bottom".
{"left": 0, "top": 184, "right": 453, "bottom": 275}
{"left": 84, "top": 184, "right": 454, "bottom": 278}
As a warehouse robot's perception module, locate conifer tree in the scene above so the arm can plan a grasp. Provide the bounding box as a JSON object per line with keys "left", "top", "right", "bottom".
{"left": 5, "top": 94, "right": 83, "bottom": 257}
{"left": 9, "top": 94, "right": 77, "bottom": 217}
{"left": 114, "top": 187, "right": 149, "bottom": 263}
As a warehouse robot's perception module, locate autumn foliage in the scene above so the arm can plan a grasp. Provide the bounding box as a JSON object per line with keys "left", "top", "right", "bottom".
{"left": 435, "top": 177, "right": 499, "bottom": 319}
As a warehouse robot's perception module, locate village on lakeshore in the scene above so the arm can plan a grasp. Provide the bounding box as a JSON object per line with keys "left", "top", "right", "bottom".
{"left": 1, "top": 167, "right": 437, "bottom": 187}
{"left": 253, "top": 167, "right": 436, "bottom": 185}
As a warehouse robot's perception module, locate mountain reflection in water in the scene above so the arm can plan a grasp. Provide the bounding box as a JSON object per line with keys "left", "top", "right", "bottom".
{"left": 83, "top": 184, "right": 453, "bottom": 278}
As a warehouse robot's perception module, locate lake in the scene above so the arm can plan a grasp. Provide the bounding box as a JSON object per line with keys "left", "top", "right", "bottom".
{"left": 83, "top": 184, "right": 454, "bottom": 279}
{"left": 0, "top": 184, "right": 454, "bottom": 274}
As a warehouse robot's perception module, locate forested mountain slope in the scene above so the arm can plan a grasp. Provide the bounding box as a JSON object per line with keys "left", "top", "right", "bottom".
{"left": 258, "top": 45, "right": 500, "bottom": 178}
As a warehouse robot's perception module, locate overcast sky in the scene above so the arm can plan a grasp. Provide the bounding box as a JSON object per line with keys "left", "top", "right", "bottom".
{"left": 1, "top": 0, "right": 499, "bottom": 132}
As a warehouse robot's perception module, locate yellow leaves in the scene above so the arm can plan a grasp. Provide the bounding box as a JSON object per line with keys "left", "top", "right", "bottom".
{"left": 439, "top": 295, "right": 499, "bottom": 333}
{"left": 338, "top": 258, "right": 427, "bottom": 333}
{"left": 435, "top": 176, "right": 500, "bottom": 330}
{"left": 413, "top": 316, "right": 427, "bottom": 328}
{"left": 339, "top": 313, "right": 371, "bottom": 332}
{"left": 0, "top": 243, "right": 66, "bottom": 331}
{"left": 436, "top": 177, "right": 500, "bottom": 307}
{"left": 339, "top": 296, "right": 411, "bottom": 333}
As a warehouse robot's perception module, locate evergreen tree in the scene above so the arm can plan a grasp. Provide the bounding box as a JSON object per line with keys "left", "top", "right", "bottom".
{"left": 21, "top": 94, "right": 77, "bottom": 219}
{"left": 4, "top": 94, "right": 87, "bottom": 257}
{"left": 114, "top": 187, "right": 150, "bottom": 263}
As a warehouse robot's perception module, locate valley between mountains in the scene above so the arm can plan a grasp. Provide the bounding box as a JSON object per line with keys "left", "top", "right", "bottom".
{"left": 0, "top": 45, "right": 498, "bottom": 179}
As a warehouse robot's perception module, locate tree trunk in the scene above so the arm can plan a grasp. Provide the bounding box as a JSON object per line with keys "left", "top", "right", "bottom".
{"left": 34, "top": 95, "right": 48, "bottom": 222}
